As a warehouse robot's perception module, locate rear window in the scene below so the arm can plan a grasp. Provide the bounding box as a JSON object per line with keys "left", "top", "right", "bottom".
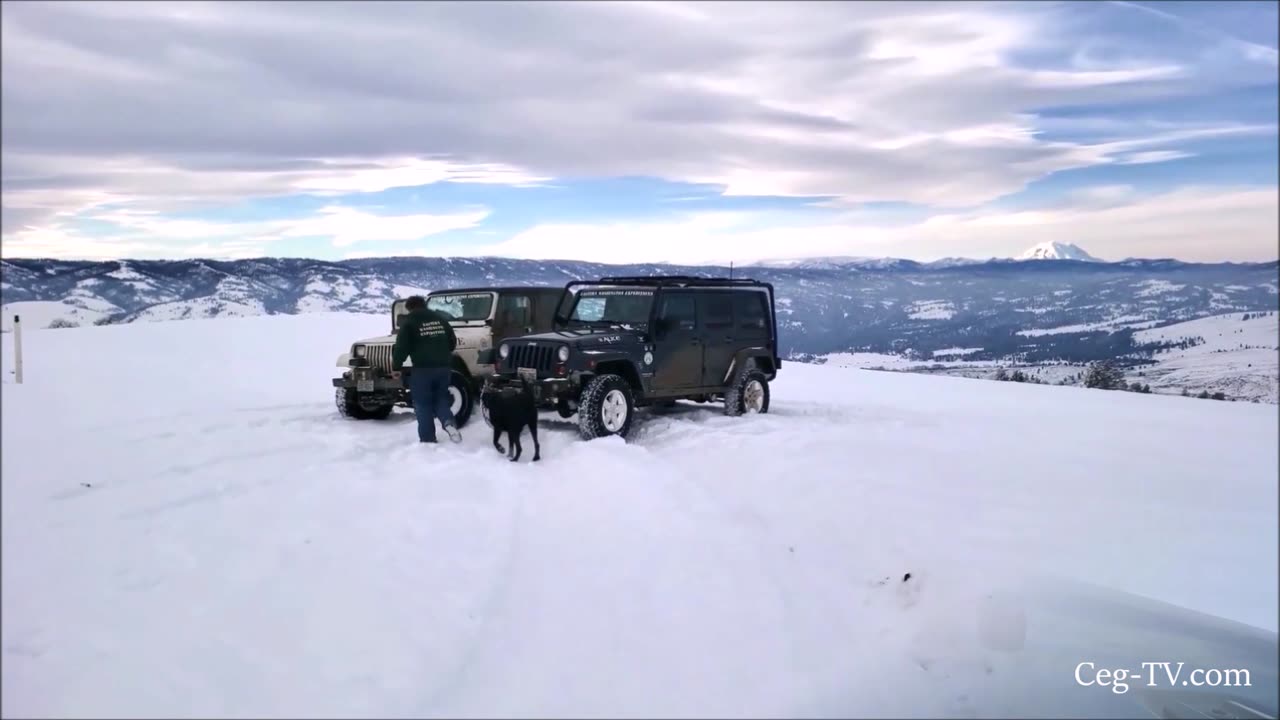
{"left": 735, "top": 291, "right": 768, "bottom": 331}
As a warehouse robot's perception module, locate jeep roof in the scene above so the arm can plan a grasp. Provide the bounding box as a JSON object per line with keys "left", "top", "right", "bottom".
{"left": 556, "top": 275, "right": 778, "bottom": 322}
{"left": 429, "top": 286, "right": 565, "bottom": 297}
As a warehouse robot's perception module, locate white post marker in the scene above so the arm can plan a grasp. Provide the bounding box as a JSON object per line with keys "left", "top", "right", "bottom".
{"left": 13, "top": 314, "right": 23, "bottom": 384}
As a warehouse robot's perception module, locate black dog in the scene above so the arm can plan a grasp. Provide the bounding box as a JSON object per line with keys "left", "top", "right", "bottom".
{"left": 481, "top": 379, "right": 541, "bottom": 462}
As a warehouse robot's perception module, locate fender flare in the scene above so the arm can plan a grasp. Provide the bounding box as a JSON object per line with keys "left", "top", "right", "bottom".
{"left": 723, "top": 347, "right": 776, "bottom": 385}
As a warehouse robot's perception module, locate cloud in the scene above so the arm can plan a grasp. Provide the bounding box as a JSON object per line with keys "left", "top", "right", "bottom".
{"left": 3, "top": 1, "right": 1274, "bottom": 224}
{"left": 0, "top": 205, "right": 490, "bottom": 259}
{"left": 476, "top": 186, "right": 1279, "bottom": 265}
{"left": 266, "top": 206, "right": 489, "bottom": 247}
{"left": 1, "top": 1, "right": 1274, "bottom": 263}
{"left": 1114, "top": 150, "right": 1195, "bottom": 165}
{"left": 0, "top": 153, "right": 534, "bottom": 235}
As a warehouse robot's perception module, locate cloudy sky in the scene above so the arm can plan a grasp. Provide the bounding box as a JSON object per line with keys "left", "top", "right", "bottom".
{"left": 2, "top": 0, "right": 1276, "bottom": 265}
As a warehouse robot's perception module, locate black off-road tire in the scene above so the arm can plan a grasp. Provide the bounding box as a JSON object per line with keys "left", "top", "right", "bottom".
{"left": 577, "top": 374, "right": 636, "bottom": 440}
{"left": 723, "top": 365, "right": 771, "bottom": 417}
{"left": 450, "top": 371, "right": 475, "bottom": 428}
{"left": 336, "top": 386, "right": 393, "bottom": 420}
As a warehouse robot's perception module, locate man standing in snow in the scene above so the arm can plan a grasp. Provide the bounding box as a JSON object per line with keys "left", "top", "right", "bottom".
{"left": 391, "top": 295, "right": 462, "bottom": 444}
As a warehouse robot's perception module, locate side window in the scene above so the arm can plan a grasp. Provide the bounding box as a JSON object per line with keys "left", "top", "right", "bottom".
{"left": 657, "top": 293, "right": 697, "bottom": 332}
{"left": 497, "top": 294, "right": 531, "bottom": 327}
{"left": 701, "top": 293, "right": 733, "bottom": 330}
{"left": 735, "top": 291, "right": 767, "bottom": 331}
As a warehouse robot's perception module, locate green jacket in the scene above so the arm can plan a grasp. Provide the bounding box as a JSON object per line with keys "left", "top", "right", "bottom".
{"left": 392, "top": 308, "right": 458, "bottom": 370}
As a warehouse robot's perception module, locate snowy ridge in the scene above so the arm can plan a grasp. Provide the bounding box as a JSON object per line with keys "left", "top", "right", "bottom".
{"left": 1134, "top": 312, "right": 1280, "bottom": 402}
{"left": 2, "top": 257, "right": 1276, "bottom": 382}
{"left": 1, "top": 315, "right": 1275, "bottom": 717}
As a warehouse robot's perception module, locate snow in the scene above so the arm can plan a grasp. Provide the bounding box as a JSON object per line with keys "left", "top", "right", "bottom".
{"left": 1134, "top": 279, "right": 1187, "bottom": 298}
{"left": 392, "top": 284, "right": 432, "bottom": 298}
{"left": 1017, "top": 315, "right": 1157, "bottom": 337}
{"left": 906, "top": 300, "right": 955, "bottom": 320}
{"left": 1, "top": 314, "right": 1277, "bottom": 717}
{"left": 105, "top": 263, "right": 148, "bottom": 282}
{"left": 820, "top": 351, "right": 999, "bottom": 370}
{"left": 1018, "top": 242, "right": 1099, "bottom": 262}
{"left": 130, "top": 296, "right": 267, "bottom": 322}
{"left": 1133, "top": 312, "right": 1280, "bottom": 402}
{"left": 105, "top": 262, "right": 158, "bottom": 293}
{"left": 931, "top": 347, "right": 983, "bottom": 357}
{"left": 304, "top": 278, "right": 333, "bottom": 294}
{"left": 0, "top": 300, "right": 109, "bottom": 331}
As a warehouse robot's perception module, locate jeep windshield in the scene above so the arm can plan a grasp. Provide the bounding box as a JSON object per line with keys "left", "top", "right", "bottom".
{"left": 425, "top": 292, "right": 494, "bottom": 323}
{"left": 564, "top": 287, "right": 655, "bottom": 329}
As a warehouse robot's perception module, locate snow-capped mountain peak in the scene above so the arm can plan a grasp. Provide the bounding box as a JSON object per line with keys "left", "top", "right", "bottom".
{"left": 1019, "top": 242, "right": 1100, "bottom": 262}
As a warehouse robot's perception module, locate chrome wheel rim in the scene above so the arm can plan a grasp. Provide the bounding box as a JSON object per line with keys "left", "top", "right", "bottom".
{"left": 601, "top": 389, "right": 628, "bottom": 432}
{"left": 449, "top": 386, "right": 463, "bottom": 414}
{"left": 743, "top": 380, "right": 765, "bottom": 412}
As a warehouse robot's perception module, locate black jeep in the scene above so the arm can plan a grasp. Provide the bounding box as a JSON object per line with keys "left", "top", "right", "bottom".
{"left": 486, "top": 275, "right": 781, "bottom": 440}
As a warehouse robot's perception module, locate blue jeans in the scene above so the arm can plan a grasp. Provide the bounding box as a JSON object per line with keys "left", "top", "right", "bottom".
{"left": 407, "top": 367, "right": 455, "bottom": 442}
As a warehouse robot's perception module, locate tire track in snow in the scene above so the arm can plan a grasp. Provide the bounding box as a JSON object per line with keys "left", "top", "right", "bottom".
{"left": 404, "top": 474, "right": 533, "bottom": 718}
{"left": 637, "top": 403, "right": 965, "bottom": 713}
{"left": 417, "top": 439, "right": 802, "bottom": 718}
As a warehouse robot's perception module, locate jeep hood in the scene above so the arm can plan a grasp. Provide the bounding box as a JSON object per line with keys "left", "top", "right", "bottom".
{"left": 508, "top": 327, "right": 646, "bottom": 347}
{"left": 351, "top": 321, "right": 488, "bottom": 348}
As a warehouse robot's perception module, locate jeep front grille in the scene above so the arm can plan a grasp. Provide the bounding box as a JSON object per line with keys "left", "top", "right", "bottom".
{"left": 365, "top": 344, "right": 394, "bottom": 372}
{"left": 508, "top": 343, "right": 556, "bottom": 372}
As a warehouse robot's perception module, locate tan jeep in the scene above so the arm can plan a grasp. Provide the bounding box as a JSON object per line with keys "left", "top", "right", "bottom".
{"left": 333, "top": 286, "right": 566, "bottom": 426}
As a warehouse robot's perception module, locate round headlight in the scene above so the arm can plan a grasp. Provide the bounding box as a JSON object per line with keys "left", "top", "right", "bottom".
{"left": 499, "top": 343, "right": 510, "bottom": 359}
{"left": 557, "top": 345, "right": 570, "bottom": 362}
{"left": 353, "top": 344, "right": 367, "bottom": 358}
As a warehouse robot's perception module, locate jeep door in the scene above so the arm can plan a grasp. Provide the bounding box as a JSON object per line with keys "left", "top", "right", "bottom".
{"left": 651, "top": 291, "right": 702, "bottom": 390}
{"left": 698, "top": 291, "right": 737, "bottom": 387}
{"left": 493, "top": 293, "right": 535, "bottom": 343}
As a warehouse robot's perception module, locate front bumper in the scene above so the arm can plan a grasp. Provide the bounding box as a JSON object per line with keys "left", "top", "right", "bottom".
{"left": 486, "top": 373, "right": 574, "bottom": 402}
{"left": 333, "top": 366, "right": 405, "bottom": 392}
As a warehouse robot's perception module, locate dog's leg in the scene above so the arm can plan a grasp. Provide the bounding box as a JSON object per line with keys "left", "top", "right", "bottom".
{"left": 492, "top": 421, "right": 505, "bottom": 454}
{"left": 511, "top": 427, "right": 522, "bottom": 462}
{"left": 530, "top": 420, "right": 540, "bottom": 462}
{"left": 507, "top": 428, "right": 518, "bottom": 460}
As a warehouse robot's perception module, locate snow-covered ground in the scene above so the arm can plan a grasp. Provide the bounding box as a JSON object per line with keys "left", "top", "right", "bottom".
{"left": 2, "top": 314, "right": 1277, "bottom": 718}
{"left": 906, "top": 300, "right": 955, "bottom": 320}
{"left": 1133, "top": 312, "right": 1279, "bottom": 403}
{"left": 1017, "top": 315, "right": 1159, "bottom": 337}
{"left": 817, "top": 351, "right": 1000, "bottom": 371}
{"left": 0, "top": 300, "right": 112, "bottom": 331}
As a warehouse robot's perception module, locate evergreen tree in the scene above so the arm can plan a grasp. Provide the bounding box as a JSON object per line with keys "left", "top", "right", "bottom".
{"left": 1084, "top": 361, "right": 1124, "bottom": 390}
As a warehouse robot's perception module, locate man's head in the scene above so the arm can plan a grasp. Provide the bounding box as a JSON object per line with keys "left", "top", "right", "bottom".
{"left": 405, "top": 295, "right": 426, "bottom": 311}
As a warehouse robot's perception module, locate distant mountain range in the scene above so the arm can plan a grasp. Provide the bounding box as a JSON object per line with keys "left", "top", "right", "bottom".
{"left": 3, "top": 247, "right": 1277, "bottom": 370}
